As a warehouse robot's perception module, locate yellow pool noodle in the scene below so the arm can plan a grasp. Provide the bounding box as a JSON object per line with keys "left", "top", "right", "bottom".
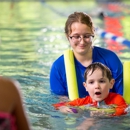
{"left": 80, "top": 106, "right": 115, "bottom": 114}
{"left": 123, "top": 61, "right": 130, "bottom": 104}
{"left": 64, "top": 49, "right": 79, "bottom": 100}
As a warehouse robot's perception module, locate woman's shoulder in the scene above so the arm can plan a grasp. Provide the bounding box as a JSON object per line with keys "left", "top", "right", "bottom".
{"left": 93, "top": 46, "right": 118, "bottom": 58}
{"left": 94, "top": 46, "right": 115, "bottom": 53}
{"left": 53, "top": 55, "right": 64, "bottom": 64}
{"left": 51, "top": 55, "right": 65, "bottom": 68}
{"left": 50, "top": 55, "right": 66, "bottom": 73}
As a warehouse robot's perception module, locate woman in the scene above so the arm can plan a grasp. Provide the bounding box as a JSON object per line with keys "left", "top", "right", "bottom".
{"left": 50, "top": 12, "right": 123, "bottom": 98}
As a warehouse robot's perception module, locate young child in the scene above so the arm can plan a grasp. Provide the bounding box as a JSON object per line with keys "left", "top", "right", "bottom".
{"left": 0, "top": 77, "right": 31, "bottom": 130}
{"left": 53, "top": 62, "right": 128, "bottom": 116}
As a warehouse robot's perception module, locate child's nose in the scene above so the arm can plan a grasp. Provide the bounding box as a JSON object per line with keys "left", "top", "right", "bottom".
{"left": 95, "top": 82, "right": 100, "bottom": 89}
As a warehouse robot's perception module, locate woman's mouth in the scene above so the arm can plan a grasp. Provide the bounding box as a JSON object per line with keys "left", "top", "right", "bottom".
{"left": 78, "top": 45, "right": 86, "bottom": 49}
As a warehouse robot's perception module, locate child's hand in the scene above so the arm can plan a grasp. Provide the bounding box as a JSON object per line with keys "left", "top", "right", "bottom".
{"left": 59, "top": 106, "right": 78, "bottom": 114}
{"left": 58, "top": 106, "right": 73, "bottom": 113}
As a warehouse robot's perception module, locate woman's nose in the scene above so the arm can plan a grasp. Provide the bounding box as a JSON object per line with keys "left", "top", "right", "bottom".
{"left": 79, "top": 36, "right": 86, "bottom": 44}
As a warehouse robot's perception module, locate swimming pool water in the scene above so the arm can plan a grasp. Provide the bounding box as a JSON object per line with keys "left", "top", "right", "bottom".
{"left": 0, "top": 1, "right": 130, "bottom": 130}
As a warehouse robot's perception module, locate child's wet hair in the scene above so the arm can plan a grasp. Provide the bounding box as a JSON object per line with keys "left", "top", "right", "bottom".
{"left": 84, "top": 62, "right": 113, "bottom": 81}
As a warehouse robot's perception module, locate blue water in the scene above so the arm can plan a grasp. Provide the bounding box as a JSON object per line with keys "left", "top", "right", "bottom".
{"left": 0, "top": 1, "right": 130, "bottom": 130}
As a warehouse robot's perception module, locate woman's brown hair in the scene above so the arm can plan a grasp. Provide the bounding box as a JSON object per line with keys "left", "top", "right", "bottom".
{"left": 65, "top": 12, "right": 95, "bottom": 36}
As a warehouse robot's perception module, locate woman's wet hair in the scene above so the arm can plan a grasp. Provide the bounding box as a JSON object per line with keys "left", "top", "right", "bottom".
{"left": 65, "top": 12, "right": 95, "bottom": 36}
{"left": 84, "top": 62, "right": 113, "bottom": 81}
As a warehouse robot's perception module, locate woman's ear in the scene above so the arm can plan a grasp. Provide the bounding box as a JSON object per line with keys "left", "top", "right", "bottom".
{"left": 109, "top": 79, "right": 115, "bottom": 89}
{"left": 83, "top": 82, "right": 88, "bottom": 91}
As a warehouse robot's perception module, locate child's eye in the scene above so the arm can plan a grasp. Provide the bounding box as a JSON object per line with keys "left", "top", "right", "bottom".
{"left": 100, "top": 80, "right": 105, "bottom": 83}
{"left": 89, "top": 81, "right": 94, "bottom": 84}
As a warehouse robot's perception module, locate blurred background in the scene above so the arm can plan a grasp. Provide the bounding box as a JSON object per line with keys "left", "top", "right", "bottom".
{"left": 0, "top": 0, "right": 130, "bottom": 130}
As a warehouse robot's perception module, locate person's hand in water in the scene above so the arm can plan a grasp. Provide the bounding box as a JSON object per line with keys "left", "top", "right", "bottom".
{"left": 59, "top": 106, "right": 78, "bottom": 114}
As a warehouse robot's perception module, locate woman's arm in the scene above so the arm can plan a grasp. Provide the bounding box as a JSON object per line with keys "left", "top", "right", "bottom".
{"left": 50, "top": 58, "right": 68, "bottom": 96}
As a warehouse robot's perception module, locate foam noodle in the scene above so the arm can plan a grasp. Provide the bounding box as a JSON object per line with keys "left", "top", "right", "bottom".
{"left": 80, "top": 106, "right": 115, "bottom": 114}
{"left": 123, "top": 61, "right": 130, "bottom": 104}
{"left": 64, "top": 49, "right": 79, "bottom": 100}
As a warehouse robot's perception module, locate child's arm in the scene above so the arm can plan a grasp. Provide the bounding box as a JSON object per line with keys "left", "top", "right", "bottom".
{"left": 52, "top": 102, "right": 78, "bottom": 113}
{"left": 112, "top": 94, "right": 128, "bottom": 116}
{"left": 52, "top": 97, "right": 88, "bottom": 113}
{"left": 113, "top": 104, "right": 128, "bottom": 116}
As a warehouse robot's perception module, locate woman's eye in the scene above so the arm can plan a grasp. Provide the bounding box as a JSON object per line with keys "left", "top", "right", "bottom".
{"left": 84, "top": 35, "right": 90, "bottom": 38}
{"left": 74, "top": 36, "right": 80, "bottom": 39}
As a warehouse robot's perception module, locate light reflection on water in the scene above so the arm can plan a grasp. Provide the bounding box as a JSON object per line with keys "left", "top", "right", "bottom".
{"left": 0, "top": 1, "right": 130, "bottom": 130}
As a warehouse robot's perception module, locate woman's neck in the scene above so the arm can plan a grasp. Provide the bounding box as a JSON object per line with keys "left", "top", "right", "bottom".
{"left": 73, "top": 47, "right": 93, "bottom": 67}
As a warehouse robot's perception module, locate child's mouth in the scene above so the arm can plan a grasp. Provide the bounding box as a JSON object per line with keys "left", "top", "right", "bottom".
{"left": 95, "top": 92, "right": 101, "bottom": 95}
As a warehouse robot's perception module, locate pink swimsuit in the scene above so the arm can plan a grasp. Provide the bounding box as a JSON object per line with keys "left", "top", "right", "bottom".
{"left": 0, "top": 113, "right": 17, "bottom": 130}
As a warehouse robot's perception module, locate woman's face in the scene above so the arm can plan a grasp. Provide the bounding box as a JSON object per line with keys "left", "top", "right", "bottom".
{"left": 68, "top": 22, "right": 94, "bottom": 55}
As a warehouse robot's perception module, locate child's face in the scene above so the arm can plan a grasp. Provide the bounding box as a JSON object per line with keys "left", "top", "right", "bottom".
{"left": 83, "top": 68, "right": 115, "bottom": 102}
